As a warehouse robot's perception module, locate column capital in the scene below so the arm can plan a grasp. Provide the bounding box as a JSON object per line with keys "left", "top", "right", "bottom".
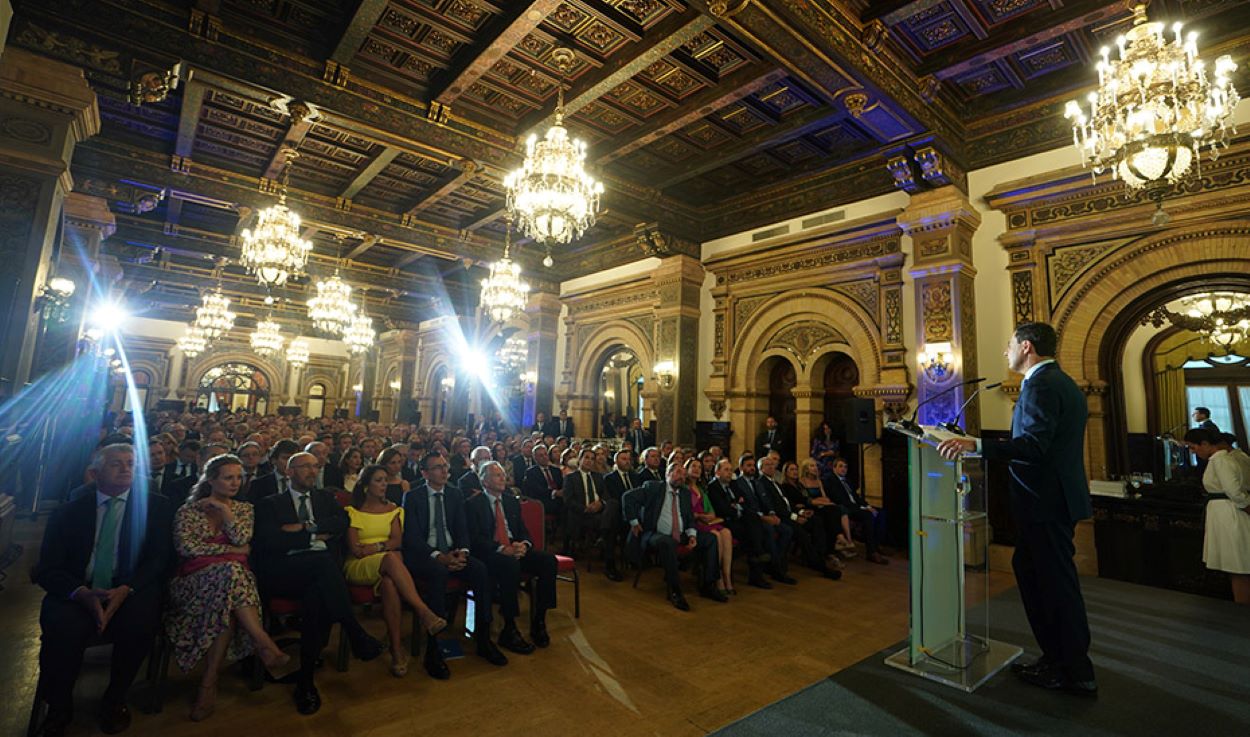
{"left": 896, "top": 186, "right": 981, "bottom": 236}
{"left": 63, "top": 192, "right": 116, "bottom": 239}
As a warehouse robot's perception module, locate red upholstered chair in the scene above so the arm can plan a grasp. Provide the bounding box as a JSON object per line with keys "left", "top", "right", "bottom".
{"left": 521, "top": 498, "right": 579, "bottom": 618}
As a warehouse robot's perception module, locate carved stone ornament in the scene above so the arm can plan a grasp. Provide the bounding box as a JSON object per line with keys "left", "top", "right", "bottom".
{"left": 1048, "top": 243, "right": 1108, "bottom": 301}
{"left": 887, "top": 155, "right": 918, "bottom": 193}
{"left": 884, "top": 287, "right": 903, "bottom": 345}
{"left": 765, "top": 320, "right": 846, "bottom": 368}
{"left": 128, "top": 63, "right": 181, "bottom": 106}
{"left": 709, "top": 398, "right": 726, "bottom": 419}
{"left": 709, "top": 0, "right": 752, "bottom": 18}
{"left": 843, "top": 92, "right": 868, "bottom": 118}
{"left": 921, "top": 280, "right": 953, "bottom": 342}
{"left": 1011, "top": 270, "right": 1034, "bottom": 326}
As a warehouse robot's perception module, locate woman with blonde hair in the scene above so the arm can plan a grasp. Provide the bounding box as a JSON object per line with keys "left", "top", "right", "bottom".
{"left": 166, "top": 454, "right": 290, "bottom": 721}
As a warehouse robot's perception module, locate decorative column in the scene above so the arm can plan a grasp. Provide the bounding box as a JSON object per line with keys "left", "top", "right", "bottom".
{"left": 524, "top": 291, "right": 561, "bottom": 429}
{"left": 651, "top": 254, "right": 703, "bottom": 446}
{"left": 0, "top": 48, "right": 98, "bottom": 400}
{"left": 165, "top": 348, "right": 184, "bottom": 401}
{"left": 898, "top": 186, "right": 981, "bottom": 431}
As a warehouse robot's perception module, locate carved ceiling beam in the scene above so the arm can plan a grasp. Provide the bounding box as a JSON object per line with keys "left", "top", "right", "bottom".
{"left": 517, "top": 12, "right": 717, "bottom": 136}
{"left": 339, "top": 146, "right": 401, "bottom": 200}
{"left": 164, "top": 198, "right": 184, "bottom": 235}
{"left": 686, "top": 0, "right": 963, "bottom": 158}
{"left": 344, "top": 235, "right": 381, "bottom": 261}
{"left": 329, "top": 0, "right": 389, "bottom": 67}
{"left": 918, "top": 2, "right": 1127, "bottom": 79}
{"left": 403, "top": 163, "right": 480, "bottom": 223}
{"left": 596, "top": 66, "right": 787, "bottom": 164}
{"left": 651, "top": 107, "right": 836, "bottom": 189}
{"left": 173, "top": 77, "right": 208, "bottom": 168}
{"left": 427, "top": 0, "right": 564, "bottom": 115}
{"left": 72, "top": 140, "right": 518, "bottom": 269}
{"left": 461, "top": 204, "right": 506, "bottom": 233}
{"left": 261, "top": 101, "right": 316, "bottom": 181}
{"left": 860, "top": 0, "right": 930, "bottom": 24}
{"left": 394, "top": 251, "right": 425, "bottom": 268}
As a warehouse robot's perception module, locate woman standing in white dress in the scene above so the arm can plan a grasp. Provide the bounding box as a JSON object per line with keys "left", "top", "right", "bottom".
{"left": 1184, "top": 428, "right": 1250, "bottom": 604}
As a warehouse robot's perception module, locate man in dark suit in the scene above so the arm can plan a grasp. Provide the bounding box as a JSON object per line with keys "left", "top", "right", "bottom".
{"left": 826, "top": 457, "right": 888, "bottom": 565}
{"left": 161, "top": 439, "right": 200, "bottom": 488}
{"left": 752, "top": 455, "right": 801, "bottom": 585}
{"left": 34, "top": 444, "right": 173, "bottom": 736}
{"left": 623, "top": 461, "right": 727, "bottom": 610}
{"left": 236, "top": 441, "right": 264, "bottom": 501}
{"left": 544, "top": 409, "right": 575, "bottom": 439}
{"left": 509, "top": 438, "right": 535, "bottom": 488}
{"left": 304, "top": 441, "right": 343, "bottom": 490}
{"left": 456, "top": 446, "right": 492, "bottom": 498}
{"left": 564, "top": 448, "right": 623, "bottom": 581}
{"left": 634, "top": 447, "right": 664, "bottom": 484}
{"left": 248, "top": 439, "right": 300, "bottom": 499}
{"left": 402, "top": 454, "right": 507, "bottom": 679}
{"left": 521, "top": 444, "right": 563, "bottom": 516}
{"left": 1192, "top": 407, "right": 1220, "bottom": 433}
{"left": 625, "top": 419, "right": 651, "bottom": 457}
{"left": 162, "top": 442, "right": 229, "bottom": 508}
{"left": 530, "top": 412, "right": 547, "bottom": 434}
{"left": 465, "top": 462, "right": 557, "bottom": 650}
{"left": 705, "top": 457, "right": 771, "bottom": 588}
{"left": 939, "top": 322, "right": 1096, "bottom": 696}
{"left": 402, "top": 442, "right": 424, "bottom": 485}
{"left": 252, "top": 452, "right": 384, "bottom": 714}
{"left": 754, "top": 416, "right": 787, "bottom": 461}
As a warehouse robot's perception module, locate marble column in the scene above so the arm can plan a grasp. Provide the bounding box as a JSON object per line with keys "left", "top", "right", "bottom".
{"left": 650, "top": 255, "right": 703, "bottom": 446}
{"left": 898, "top": 186, "right": 981, "bottom": 432}
{"left": 524, "top": 291, "right": 561, "bottom": 430}
{"left": 0, "top": 48, "right": 99, "bottom": 399}
{"left": 165, "top": 348, "right": 184, "bottom": 401}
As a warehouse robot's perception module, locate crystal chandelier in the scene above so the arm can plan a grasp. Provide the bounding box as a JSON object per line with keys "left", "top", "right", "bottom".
{"left": 176, "top": 324, "right": 208, "bottom": 357}
{"left": 239, "top": 147, "right": 313, "bottom": 287}
{"left": 286, "top": 336, "right": 310, "bottom": 368}
{"left": 504, "top": 47, "right": 604, "bottom": 259}
{"left": 1064, "top": 4, "right": 1239, "bottom": 202}
{"left": 480, "top": 218, "right": 530, "bottom": 323}
{"left": 194, "top": 288, "right": 236, "bottom": 340}
{"left": 307, "top": 272, "right": 356, "bottom": 335}
{"left": 497, "top": 335, "right": 528, "bottom": 371}
{"left": 342, "top": 305, "right": 375, "bottom": 354}
{"left": 1143, "top": 292, "right": 1250, "bottom": 353}
{"left": 249, "top": 316, "right": 285, "bottom": 356}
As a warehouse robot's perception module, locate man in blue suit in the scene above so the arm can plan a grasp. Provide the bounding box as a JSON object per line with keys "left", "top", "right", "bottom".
{"left": 402, "top": 454, "right": 507, "bottom": 679}
{"left": 939, "top": 322, "right": 1096, "bottom": 696}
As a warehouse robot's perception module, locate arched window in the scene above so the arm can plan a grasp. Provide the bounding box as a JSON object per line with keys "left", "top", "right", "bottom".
{"left": 308, "top": 383, "right": 327, "bottom": 419}
{"left": 196, "top": 363, "right": 270, "bottom": 414}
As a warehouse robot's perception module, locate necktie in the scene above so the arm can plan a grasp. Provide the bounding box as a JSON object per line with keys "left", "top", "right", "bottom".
{"left": 543, "top": 466, "right": 555, "bottom": 489}
{"left": 433, "top": 493, "right": 449, "bottom": 552}
{"left": 620, "top": 471, "right": 628, "bottom": 489}
{"left": 92, "top": 497, "right": 122, "bottom": 589}
{"left": 584, "top": 472, "right": 596, "bottom": 504}
{"left": 296, "top": 493, "right": 311, "bottom": 524}
{"left": 670, "top": 490, "right": 681, "bottom": 540}
{"left": 493, "top": 496, "right": 510, "bottom": 547}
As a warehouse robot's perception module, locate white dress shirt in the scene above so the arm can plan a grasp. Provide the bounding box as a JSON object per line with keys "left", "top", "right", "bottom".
{"left": 287, "top": 485, "right": 327, "bottom": 552}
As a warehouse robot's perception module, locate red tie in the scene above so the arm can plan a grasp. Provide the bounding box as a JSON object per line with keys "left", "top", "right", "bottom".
{"left": 543, "top": 466, "right": 555, "bottom": 489}
{"left": 493, "top": 496, "right": 510, "bottom": 547}
{"left": 670, "top": 490, "right": 681, "bottom": 540}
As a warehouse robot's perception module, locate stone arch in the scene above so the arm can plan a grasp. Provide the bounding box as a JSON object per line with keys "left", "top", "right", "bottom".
{"left": 187, "top": 352, "right": 282, "bottom": 396}
{"left": 568, "top": 319, "right": 655, "bottom": 436}
{"left": 1049, "top": 219, "right": 1250, "bottom": 474}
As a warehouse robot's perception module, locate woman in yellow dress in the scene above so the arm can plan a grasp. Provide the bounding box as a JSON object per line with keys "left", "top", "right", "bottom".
{"left": 344, "top": 463, "right": 447, "bottom": 676}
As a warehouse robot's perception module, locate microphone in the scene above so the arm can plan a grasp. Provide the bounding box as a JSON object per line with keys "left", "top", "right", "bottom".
{"left": 939, "top": 382, "right": 1002, "bottom": 435}
{"left": 895, "top": 377, "right": 986, "bottom": 433}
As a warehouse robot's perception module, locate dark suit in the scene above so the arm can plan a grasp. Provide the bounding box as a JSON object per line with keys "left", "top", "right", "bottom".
{"left": 400, "top": 485, "right": 492, "bottom": 633}
{"left": 321, "top": 463, "right": 345, "bottom": 490}
{"left": 634, "top": 466, "right": 664, "bottom": 485}
{"left": 465, "top": 492, "right": 557, "bottom": 623}
{"left": 544, "top": 417, "right": 575, "bottom": 438}
{"left": 457, "top": 468, "right": 483, "bottom": 497}
{"left": 248, "top": 471, "right": 285, "bottom": 499}
{"left": 34, "top": 490, "right": 173, "bottom": 712}
{"left": 162, "top": 474, "right": 197, "bottom": 508}
{"left": 162, "top": 460, "right": 197, "bottom": 488}
{"left": 1198, "top": 418, "right": 1220, "bottom": 433}
{"left": 750, "top": 476, "right": 801, "bottom": 575}
{"left": 625, "top": 428, "right": 651, "bottom": 453}
{"left": 252, "top": 488, "right": 356, "bottom": 683}
{"left": 521, "top": 463, "right": 563, "bottom": 513}
{"left": 509, "top": 454, "right": 532, "bottom": 488}
{"left": 827, "top": 475, "right": 879, "bottom": 556}
{"left": 623, "top": 480, "right": 718, "bottom": 593}
{"left": 980, "top": 361, "right": 1093, "bottom": 681}
{"left": 563, "top": 470, "right": 619, "bottom": 567}
{"left": 706, "top": 477, "right": 766, "bottom": 564}
{"left": 401, "top": 461, "right": 422, "bottom": 486}
{"left": 754, "top": 428, "right": 787, "bottom": 461}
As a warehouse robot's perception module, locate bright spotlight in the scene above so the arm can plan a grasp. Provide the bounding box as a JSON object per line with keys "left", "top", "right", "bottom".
{"left": 88, "top": 301, "right": 129, "bottom": 334}
{"left": 463, "top": 349, "right": 493, "bottom": 383}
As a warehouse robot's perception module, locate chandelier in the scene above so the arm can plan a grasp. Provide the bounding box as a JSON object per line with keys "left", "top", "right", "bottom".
{"left": 239, "top": 147, "right": 313, "bottom": 287}
{"left": 480, "top": 218, "right": 530, "bottom": 323}
{"left": 497, "top": 335, "right": 528, "bottom": 372}
{"left": 250, "top": 316, "right": 285, "bottom": 356}
{"left": 194, "top": 288, "right": 236, "bottom": 339}
{"left": 1064, "top": 4, "right": 1239, "bottom": 204}
{"left": 342, "top": 306, "right": 375, "bottom": 354}
{"left": 307, "top": 272, "right": 356, "bottom": 335}
{"left": 176, "top": 324, "right": 208, "bottom": 357}
{"left": 1143, "top": 292, "right": 1250, "bottom": 353}
{"left": 504, "top": 47, "right": 604, "bottom": 260}
{"left": 286, "top": 336, "right": 310, "bottom": 368}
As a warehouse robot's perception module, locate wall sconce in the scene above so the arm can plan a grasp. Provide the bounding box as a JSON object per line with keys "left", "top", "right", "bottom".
{"left": 35, "top": 277, "right": 77, "bottom": 323}
{"left": 603, "top": 389, "right": 615, "bottom": 400}
{"left": 388, "top": 379, "right": 401, "bottom": 392}
{"left": 440, "top": 376, "right": 456, "bottom": 391}
{"left": 351, "top": 383, "right": 363, "bottom": 393}
{"left": 653, "top": 360, "right": 676, "bottom": 390}
{"left": 918, "top": 341, "right": 954, "bottom": 381}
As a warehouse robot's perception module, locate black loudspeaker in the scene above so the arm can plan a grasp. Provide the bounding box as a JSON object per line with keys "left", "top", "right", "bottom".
{"left": 832, "top": 398, "right": 877, "bottom": 444}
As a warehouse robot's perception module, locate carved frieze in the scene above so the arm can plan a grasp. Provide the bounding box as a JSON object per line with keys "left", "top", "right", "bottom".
{"left": 733, "top": 294, "right": 771, "bottom": 335}
{"left": 1048, "top": 243, "right": 1110, "bottom": 303}
{"left": 921, "top": 280, "right": 953, "bottom": 342}
{"left": 567, "top": 289, "right": 658, "bottom": 316}
{"left": 713, "top": 312, "right": 725, "bottom": 356}
{"left": 724, "top": 239, "right": 898, "bottom": 284}
{"left": 765, "top": 320, "right": 847, "bottom": 369}
{"left": 1012, "top": 270, "right": 1033, "bottom": 326}
{"left": 884, "top": 286, "right": 903, "bottom": 346}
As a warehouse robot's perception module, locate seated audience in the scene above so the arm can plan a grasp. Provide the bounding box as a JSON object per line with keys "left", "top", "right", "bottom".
{"left": 164, "top": 442, "right": 229, "bottom": 508}
{"left": 252, "top": 452, "right": 384, "bottom": 715}
{"left": 826, "top": 458, "right": 887, "bottom": 565}
{"left": 784, "top": 460, "right": 851, "bottom": 567}
{"left": 624, "top": 461, "right": 727, "bottom": 611}
{"left": 305, "top": 441, "right": 343, "bottom": 490}
{"left": 685, "top": 457, "right": 734, "bottom": 596}
{"left": 521, "top": 444, "right": 563, "bottom": 516}
{"left": 756, "top": 455, "right": 841, "bottom": 581}
{"left": 401, "top": 454, "right": 507, "bottom": 679}
{"left": 377, "top": 447, "right": 410, "bottom": 505}
{"left": 338, "top": 447, "right": 364, "bottom": 494}
{"left": 345, "top": 463, "right": 447, "bottom": 677}
{"left": 457, "top": 445, "right": 493, "bottom": 496}
{"left": 706, "top": 458, "right": 770, "bottom": 588}
{"left": 165, "top": 454, "right": 290, "bottom": 721}
{"left": 33, "top": 443, "right": 172, "bottom": 737}
{"left": 249, "top": 439, "right": 300, "bottom": 498}
{"left": 465, "top": 462, "right": 558, "bottom": 650}
{"left": 635, "top": 446, "right": 664, "bottom": 484}
{"left": 564, "top": 447, "right": 622, "bottom": 580}
{"left": 235, "top": 441, "right": 264, "bottom": 500}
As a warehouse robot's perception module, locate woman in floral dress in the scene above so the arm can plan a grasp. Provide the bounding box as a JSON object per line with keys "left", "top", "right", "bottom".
{"left": 166, "top": 454, "right": 289, "bottom": 721}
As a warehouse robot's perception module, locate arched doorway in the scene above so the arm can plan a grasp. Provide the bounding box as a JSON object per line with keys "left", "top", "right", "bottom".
{"left": 762, "top": 355, "right": 796, "bottom": 461}
{"left": 307, "top": 383, "right": 326, "bottom": 419}
{"left": 596, "top": 347, "right": 644, "bottom": 437}
{"left": 195, "top": 362, "right": 270, "bottom": 414}
{"left": 820, "top": 351, "right": 860, "bottom": 422}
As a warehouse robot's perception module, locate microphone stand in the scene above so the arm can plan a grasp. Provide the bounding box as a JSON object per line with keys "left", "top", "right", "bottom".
{"left": 938, "top": 382, "right": 1002, "bottom": 435}
{"left": 894, "top": 377, "right": 986, "bottom": 434}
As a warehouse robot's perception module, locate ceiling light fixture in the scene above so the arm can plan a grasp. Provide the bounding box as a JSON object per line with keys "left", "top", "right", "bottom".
{"left": 504, "top": 47, "right": 604, "bottom": 260}
{"left": 307, "top": 271, "right": 356, "bottom": 335}
{"left": 480, "top": 216, "right": 531, "bottom": 323}
{"left": 249, "top": 316, "right": 285, "bottom": 356}
{"left": 285, "top": 336, "right": 310, "bottom": 368}
{"left": 194, "top": 288, "right": 236, "bottom": 340}
{"left": 239, "top": 146, "right": 313, "bottom": 287}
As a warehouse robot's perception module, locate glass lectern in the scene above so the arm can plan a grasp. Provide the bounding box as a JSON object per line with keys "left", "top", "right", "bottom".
{"left": 883, "top": 423, "right": 1021, "bottom": 692}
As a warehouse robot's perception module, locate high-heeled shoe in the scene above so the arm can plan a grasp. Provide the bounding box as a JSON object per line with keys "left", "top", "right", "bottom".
{"left": 190, "top": 683, "right": 216, "bottom": 722}
{"left": 257, "top": 644, "right": 292, "bottom": 679}
{"left": 420, "top": 611, "right": 448, "bottom": 636}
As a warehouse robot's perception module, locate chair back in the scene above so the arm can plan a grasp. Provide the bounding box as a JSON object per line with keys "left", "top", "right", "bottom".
{"left": 519, "top": 498, "right": 545, "bottom": 550}
{"left": 333, "top": 490, "right": 353, "bottom": 508}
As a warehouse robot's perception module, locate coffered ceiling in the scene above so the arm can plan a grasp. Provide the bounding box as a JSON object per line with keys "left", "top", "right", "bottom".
{"left": 10, "top": 0, "right": 1250, "bottom": 329}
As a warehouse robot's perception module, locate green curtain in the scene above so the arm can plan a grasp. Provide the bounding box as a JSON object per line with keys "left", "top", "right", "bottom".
{"left": 1154, "top": 365, "right": 1186, "bottom": 434}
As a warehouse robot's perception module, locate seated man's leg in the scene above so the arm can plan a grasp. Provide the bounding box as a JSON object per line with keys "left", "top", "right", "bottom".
{"left": 405, "top": 554, "right": 450, "bottom": 618}
{"left": 452, "top": 556, "right": 493, "bottom": 636}
{"left": 481, "top": 550, "right": 522, "bottom": 621}
{"left": 600, "top": 501, "right": 621, "bottom": 568}
{"left": 100, "top": 585, "right": 161, "bottom": 706}
{"left": 646, "top": 534, "right": 681, "bottom": 592}
{"left": 38, "top": 595, "right": 98, "bottom": 713}
{"left": 849, "top": 508, "right": 878, "bottom": 555}
{"left": 519, "top": 549, "right": 558, "bottom": 618}
{"left": 695, "top": 531, "right": 720, "bottom": 588}
{"left": 771, "top": 523, "right": 795, "bottom": 575}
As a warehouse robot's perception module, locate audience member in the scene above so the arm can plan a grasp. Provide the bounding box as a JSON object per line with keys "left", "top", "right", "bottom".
{"left": 564, "top": 447, "right": 622, "bottom": 580}
{"left": 164, "top": 442, "right": 229, "bottom": 508}
{"left": 635, "top": 447, "right": 664, "bottom": 484}
{"left": 235, "top": 441, "right": 264, "bottom": 500}
{"left": 826, "top": 458, "right": 888, "bottom": 565}
{"left": 754, "top": 416, "right": 786, "bottom": 461}
{"left": 377, "top": 447, "right": 411, "bottom": 505}
{"left": 686, "top": 457, "right": 734, "bottom": 596}
{"left": 249, "top": 439, "right": 300, "bottom": 498}
{"left": 706, "top": 458, "right": 770, "bottom": 588}
{"left": 338, "top": 447, "right": 365, "bottom": 493}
